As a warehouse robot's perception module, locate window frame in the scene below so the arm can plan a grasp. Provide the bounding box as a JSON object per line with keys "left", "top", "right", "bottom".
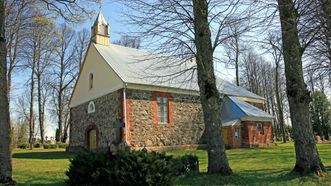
{"left": 257, "top": 122, "right": 264, "bottom": 135}
{"left": 156, "top": 96, "right": 169, "bottom": 124}
{"left": 234, "top": 128, "right": 240, "bottom": 139}
{"left": 153, "top": 92, "right": 173, "bottom": 127}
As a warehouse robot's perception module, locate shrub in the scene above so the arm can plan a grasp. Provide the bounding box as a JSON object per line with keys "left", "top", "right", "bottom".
{"left": 66, "top": 152, "right": 111, "bottom": 186}
{"left": 34, "top": 143, "right": 41, "bottom": 148}
{"left": 110, "top": 151, "right": 175, "bottom": 186}
{"left": 17, "top": 143, "right": 29, "bottom": 149}
{"left": 43, "top": 144, "right": 57, "bottom": 149}
{"left": 57, "top": 143, "right": 68, "bottom": 149}
{"left": 173, "top": 154, "right": 199, "bottom": 176}
{"left": 66, "top": 150, "right": 192, "bottom": 186}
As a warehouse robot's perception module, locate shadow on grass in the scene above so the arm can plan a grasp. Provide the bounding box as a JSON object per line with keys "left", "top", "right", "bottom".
{"left": 13, "top": 151, "right": 75, "bottom": 160}
{"left": 18, "top": 182, "right": 67, "bottom": 186}
{"left": 175, "top": 168, "right": 326, "bottom": 185}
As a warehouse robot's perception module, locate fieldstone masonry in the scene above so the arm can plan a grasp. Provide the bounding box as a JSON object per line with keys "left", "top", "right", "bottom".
{"left": 68, "top": 90, "right": 121, "bottom": 152}
{"left": 126, "top": 89, "right": 206, "bottom": 149}
{"left": 68, "top": 88, "right": 206, "bottom": 152}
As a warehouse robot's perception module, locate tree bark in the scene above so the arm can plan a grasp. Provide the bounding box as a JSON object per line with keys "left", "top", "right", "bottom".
{"left": 277, "top": 0, "right": 325, "bottom": 175}
{"left": 234, "top": 33, "right": 240, "bottom": 87}
{"left": 36, "top": 40, "right": 45, "bottom": 144}
{"left": 29, "top": 41, "right": 36, "bottom": 150}
{"left": 0, "top": 0, "right": 14, "bottom": 184}
{"left": 275, "top": 62, "right": 286, "bottom": 143}
{"left": 56, "top": 57, "right": 64, "bottom": 142}
{"left": 193, "top": 0, "right": 232, "bottom": 174}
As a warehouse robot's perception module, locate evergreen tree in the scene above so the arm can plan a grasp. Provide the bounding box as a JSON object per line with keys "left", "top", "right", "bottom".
{"left": 310, "top": 91, "right": 331, "bottom": 140}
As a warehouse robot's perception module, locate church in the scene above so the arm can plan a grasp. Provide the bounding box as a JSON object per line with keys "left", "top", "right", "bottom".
{"left": 68, "top": 12, "right": 274, "bottom": 152}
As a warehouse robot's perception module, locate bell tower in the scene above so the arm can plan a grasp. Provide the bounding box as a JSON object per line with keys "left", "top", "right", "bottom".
{"left": 91, "top": 11, "right": 110, "bottom": 46}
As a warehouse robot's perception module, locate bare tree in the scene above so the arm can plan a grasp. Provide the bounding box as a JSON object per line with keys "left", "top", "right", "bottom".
{"left": 261, "top": 33, "right": 287, "bottom": 143}
{"left": 19, "top": 13, "right": 53, "bottom": 149}
{"left": 222, "top": 18, "right": 250, "bottom": 86}
{"left": 5, "top": 0, "right": 31, "bottom": 103}
{"left": 51, "top": 23, "right": 78, "bottom": 143}
{"left": 118, "top": 0, "right": 261, "bottom": 174}
{"left": 1, "top": 0, "right": 99, "bottom": 183}
{"left": 35, "top": 19, "right": 55, "bottom": 145}
{"left": 305, "top": 0, "right": 331, "bottom": 90}
{"left": 75, "top": 29, "right": 90, "bottom": 69}
{"left": 113, "top": 35, "right": 141, "bottom": 49}
{"left": 277, "top": 0, "right": 325, "bottom": 175}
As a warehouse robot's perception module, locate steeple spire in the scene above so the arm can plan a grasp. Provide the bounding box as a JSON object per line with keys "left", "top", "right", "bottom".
{"left": 91, "top": 11, "right": 110, "bottom": 46}
{"left": 94, "top": 11, "right": 108, "bottom": 26}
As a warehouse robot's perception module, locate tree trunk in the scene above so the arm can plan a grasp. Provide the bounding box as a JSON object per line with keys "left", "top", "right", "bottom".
{"left": 0, "top": 0, "right": 14, "bottom": 183}
{"left": 275, "top": 63, "right": 286, "bottom": 143}
{"left": 235, "top": 34, "right": 240, "bottom": 86}
{"left": 193, "top": 0, "right": 232, "bottom": 174}
{"left": 277, "top": 0, "right": 325, "bottom": 175}
{"left": 36, "top": 42, "right": 44, "bottom": 144}
{"left": 29, "top": 42, "right": 36, "bottom": 150}
{"left": 56, "top": 55, "right": 65, "bottom": 142}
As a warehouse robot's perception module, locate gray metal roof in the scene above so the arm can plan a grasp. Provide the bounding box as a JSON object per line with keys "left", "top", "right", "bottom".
{"left": 94, "top": 43, "right": 264, "bottom": 100}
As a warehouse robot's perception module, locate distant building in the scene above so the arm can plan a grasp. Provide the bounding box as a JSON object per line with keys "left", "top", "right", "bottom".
{"left": 68, "top": 12, "right": 274, "bottom": 152}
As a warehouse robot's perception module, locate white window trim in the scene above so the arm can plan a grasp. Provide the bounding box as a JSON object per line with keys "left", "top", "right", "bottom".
{"left": 88, "top": 101, "right": 96, "bottom": 114}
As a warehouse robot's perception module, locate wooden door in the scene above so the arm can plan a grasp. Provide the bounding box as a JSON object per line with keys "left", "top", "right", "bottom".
{"left": 222, "top": 128, "right": 228, "bottom": 145}
{"left": 88, "top": 129, "right": 97, "bottom": 150}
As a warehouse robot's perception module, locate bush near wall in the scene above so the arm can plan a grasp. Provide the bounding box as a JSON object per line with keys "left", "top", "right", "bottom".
{"left": 17, "top": 143, "right": 29, "bottom": 149}
{"left": 57, "top": 143, "right": 68, "bottom": 149}
{"left": 66, "top": 150, "right": 199, "bottom": 186}
{"left": 43, "top": 144, "right": 58, "bottom": 149}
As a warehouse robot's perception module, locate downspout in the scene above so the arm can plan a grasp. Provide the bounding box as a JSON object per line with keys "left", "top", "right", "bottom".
{"left": 123, "top": 83, "right": 128, "bottom": 145}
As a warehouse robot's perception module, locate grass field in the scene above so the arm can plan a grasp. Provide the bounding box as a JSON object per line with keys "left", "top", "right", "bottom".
{"left": 12, "top": 142, "right": 331, "bottom": 185}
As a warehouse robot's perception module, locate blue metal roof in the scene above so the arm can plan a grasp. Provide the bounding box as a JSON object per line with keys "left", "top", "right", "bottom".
{"left": 221, "top": 96, "right": 274, "bottom": 125}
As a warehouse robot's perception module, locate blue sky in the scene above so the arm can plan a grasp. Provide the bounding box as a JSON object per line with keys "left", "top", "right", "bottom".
{"left": 83, "top": 0, "right": 128, "bottom": 43}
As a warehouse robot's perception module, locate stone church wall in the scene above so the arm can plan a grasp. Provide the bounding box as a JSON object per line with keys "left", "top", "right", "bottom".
{"left": 68, "top": 90, "right": 121, "bottom": 152}
{"left": 126, "top": 89, "right": 206, "bottom": 150}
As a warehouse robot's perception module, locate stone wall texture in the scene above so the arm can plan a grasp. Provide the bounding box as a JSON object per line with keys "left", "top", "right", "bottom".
{"left": 68, "top": 90, "right": 121, "bottom": 152}
{"left": 126, "top": 89, "right": 206, "bottom": 149}
{"left": 69, "top": 88, "right": 273, "bottom": 152}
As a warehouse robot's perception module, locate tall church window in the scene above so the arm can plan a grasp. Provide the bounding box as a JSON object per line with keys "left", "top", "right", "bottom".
{"left": 89, "top": 73, "right": 93, "bottom": 90}
{"left": 157, "top": 96, "right": 169, "bottom": 124}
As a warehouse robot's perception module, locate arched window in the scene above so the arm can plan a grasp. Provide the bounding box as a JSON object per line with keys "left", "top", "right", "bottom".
{"left": 89, "top": 73, "right": 93, "bottom": 90}
{"left": 88, "top": 101, "right": 95, "bottom": 114}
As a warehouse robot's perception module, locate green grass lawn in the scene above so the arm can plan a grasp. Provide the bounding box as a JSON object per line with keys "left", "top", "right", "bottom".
{"left": 12, "top": 143, "right": 331, "bottom": 185}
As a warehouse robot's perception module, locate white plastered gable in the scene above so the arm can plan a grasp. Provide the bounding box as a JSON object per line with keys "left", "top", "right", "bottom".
{"left": 69, "top": 43, "right": 124, "bottom": 108}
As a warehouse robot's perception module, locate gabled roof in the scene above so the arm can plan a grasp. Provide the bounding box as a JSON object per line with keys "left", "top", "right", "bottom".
{"left": 93, "top": 43, "right": 265, "bottom": 100}
{"left": 221, "top": 96, "right": 274, "bottom": 122}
